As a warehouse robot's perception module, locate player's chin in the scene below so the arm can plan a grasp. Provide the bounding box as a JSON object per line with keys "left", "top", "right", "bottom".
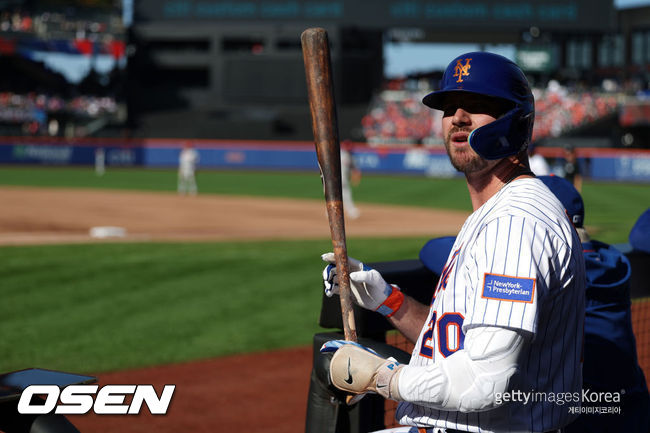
{"left": 448, "top": 149, "right": 487, "bottom": 173}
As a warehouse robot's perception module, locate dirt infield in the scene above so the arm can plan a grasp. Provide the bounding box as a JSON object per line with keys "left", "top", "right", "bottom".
{"left": 1, "top": 186, "right": 468, "bottom": 432}
{"left": 70, "top": 347, "right": 314, "bottom": 433}
{"left": 0, "top": 186, "right": 468, "bottom": 245}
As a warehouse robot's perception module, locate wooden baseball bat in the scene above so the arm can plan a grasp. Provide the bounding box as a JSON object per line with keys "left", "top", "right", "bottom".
{"left": 301, "top": 27, "right": 357, "bottom": 343}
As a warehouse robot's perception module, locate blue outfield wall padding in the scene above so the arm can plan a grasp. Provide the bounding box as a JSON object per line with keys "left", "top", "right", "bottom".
{"left": 145, "top": 146, "right": 321, "bottom": 171}
{"left": 587, "top": 153, "right": 650, "bottom": 182}
{"left": 143, "top": 147, "right": 179, "bottom": 166}
{"left": 0, "top": 141, "right": 144, "bottom": 166}
{"left": 0, "top": 139, "right": 650, "bottom": 181}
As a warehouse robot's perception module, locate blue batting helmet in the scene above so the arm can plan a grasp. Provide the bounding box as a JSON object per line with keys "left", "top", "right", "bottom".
{"left": 423, "top": 51, "right": 535, "bottom": 160}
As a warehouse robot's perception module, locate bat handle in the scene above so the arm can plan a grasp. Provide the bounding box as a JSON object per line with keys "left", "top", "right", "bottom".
{"left": 331, "top": 239, "right": 357, "bottom": 343}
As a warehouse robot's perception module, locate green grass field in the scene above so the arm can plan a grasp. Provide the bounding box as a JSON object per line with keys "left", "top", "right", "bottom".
{"left": 0, "top": 238, "right": 429, "bottom": 374}
{"left": 0, "top": 166, "right": 647, "bottom": 374}
{"left": 0, "top": 165, "right": 473, "bottom": 209}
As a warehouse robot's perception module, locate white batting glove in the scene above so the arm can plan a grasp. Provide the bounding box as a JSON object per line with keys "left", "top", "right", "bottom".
{"left": 321, "top": 253, "right": 405, "bottom": 317}
{"left": 322, "top": 340, "right": 403, "bottom": 401}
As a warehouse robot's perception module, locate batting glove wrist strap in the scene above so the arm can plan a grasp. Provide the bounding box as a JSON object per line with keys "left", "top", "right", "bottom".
{"left": 376, "top": 285, "right": 404, "bottom": 317}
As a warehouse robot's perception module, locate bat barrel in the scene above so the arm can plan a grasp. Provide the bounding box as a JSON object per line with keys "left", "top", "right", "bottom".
{"left": 301, "top": 28, "right": 342, "bottom": 205}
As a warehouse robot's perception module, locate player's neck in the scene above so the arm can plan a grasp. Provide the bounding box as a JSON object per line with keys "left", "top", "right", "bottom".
{"left": 465, "top": 155, "right": 533, "bottom": 210}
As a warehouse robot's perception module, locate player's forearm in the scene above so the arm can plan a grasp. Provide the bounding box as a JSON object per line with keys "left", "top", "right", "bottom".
{"left": 394, "top": 326, "right": 525, "bottom": 412}
{"left": 387, "top": 295, "right": 430, "bottom": 343}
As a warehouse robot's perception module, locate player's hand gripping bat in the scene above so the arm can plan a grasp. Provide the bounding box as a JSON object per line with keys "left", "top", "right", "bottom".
{"left": 301, "top": 27, "right": 357, "bottom": 344}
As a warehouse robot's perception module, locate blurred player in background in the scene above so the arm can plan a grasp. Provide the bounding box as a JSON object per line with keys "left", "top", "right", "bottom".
{"left": 94, "top": 147, "right": 105, "bottom": 177}
{"left": 178, "top": 141, "right": 199, "bottom": 196}
{"left": 321, "top": 52, "right": 585, "bottom": 432}
{"left": 340, "top": 139, "right": 361, "bottom": 219}
{"left": 562, "top": 144, "right": 582, "bottom": 192}
{"left": 537, "top": 175, "right": 650, "bottom": 433}
{"left": 528, "top": 143, "right": 550, "bottom": 175}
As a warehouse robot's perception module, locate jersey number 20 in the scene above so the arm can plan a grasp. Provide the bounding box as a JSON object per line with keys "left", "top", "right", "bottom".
{"left": 419, "top": 312, "right": 465, "bottom": 358}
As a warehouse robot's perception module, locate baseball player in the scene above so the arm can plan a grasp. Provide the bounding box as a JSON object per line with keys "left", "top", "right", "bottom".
{"left": 341, "top": 140, "right": 361, "bottom": 219}
{"left": 527, "top": 144, "right": 550, "bottom": 176}
{"left": 177, "top": 141, "right": 199, "bottom": 195}
{"left": 420, "top": 176, "right": 650, "bottom": 433}
{"left": 321, "top": 52, "right": 586, "bottom": 433}
{"left": 561, "top": 145, "right": 582, "bottom": 192}
{"left": 94, "top": 147, "right": 105, "bottom": 177}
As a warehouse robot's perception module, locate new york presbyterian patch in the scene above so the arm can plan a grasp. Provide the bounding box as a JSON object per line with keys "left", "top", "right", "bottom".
{"left": 481, "top": 273, "right": 535, "bottom": 303}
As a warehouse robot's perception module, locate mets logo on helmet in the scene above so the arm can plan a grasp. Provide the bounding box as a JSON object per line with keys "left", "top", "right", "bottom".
{"left": 453, "top": 58, "right": 472, "bottom": 83}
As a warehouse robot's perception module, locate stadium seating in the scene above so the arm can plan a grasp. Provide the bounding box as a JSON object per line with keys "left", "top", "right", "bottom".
{"left": 361, "top": 83, "right": 621, "bottom": 146}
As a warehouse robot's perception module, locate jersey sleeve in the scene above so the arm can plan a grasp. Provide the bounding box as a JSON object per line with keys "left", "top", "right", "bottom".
{"left": 462, "top": 215, "right": 571, "bottom": 334}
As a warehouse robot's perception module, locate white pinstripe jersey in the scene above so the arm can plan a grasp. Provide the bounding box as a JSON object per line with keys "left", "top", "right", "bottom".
{"left": 396, "top": 178, "right": 586, "bottom": 433}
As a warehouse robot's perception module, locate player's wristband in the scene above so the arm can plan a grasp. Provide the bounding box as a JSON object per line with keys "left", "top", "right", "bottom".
{"left": 376, "top": 285, "right": 404, "bottom": 317}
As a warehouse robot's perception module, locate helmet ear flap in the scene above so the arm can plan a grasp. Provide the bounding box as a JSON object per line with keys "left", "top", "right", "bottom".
{"left": 468, "top": 107, "right": 531, "bottom": 160}
{"left": 519, "top": 110, "right": 535, "bottom": 146}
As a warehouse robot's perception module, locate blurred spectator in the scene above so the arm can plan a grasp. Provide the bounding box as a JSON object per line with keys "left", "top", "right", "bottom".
{"left": 0, "top": 92, "right": 120, "bottom": 136}
{"left": 361, "top": 90, "right": 439, "bottom": 145}
{"left": 361, "top": 79, "right": 620, "bottom": 147}
{"left": 47, "top": 118, "right": 59, "bottom": 136}
{"left": 0, "top": 8, "right": 124, "bottom": 41}
{"left": 531, "top": 83, "right": 619, "bottom": 142}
